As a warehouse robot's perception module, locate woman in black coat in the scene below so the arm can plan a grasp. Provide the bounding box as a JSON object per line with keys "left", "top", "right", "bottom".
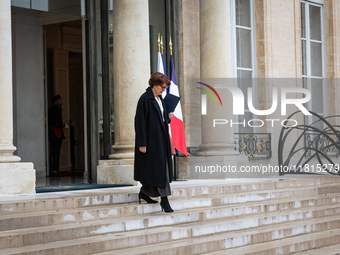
{"left": 134, "top": 72, "right": 174, "bottom": 213}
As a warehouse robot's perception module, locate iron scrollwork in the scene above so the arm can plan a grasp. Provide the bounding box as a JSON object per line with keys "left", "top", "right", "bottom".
{"left": 235, "top": 133, "right": 272, "bottom": 158}
{"left": 278, "top": 111, "right": 340, "bottom": 175}
{"left": 305, "top": 133, "right": 339, "bottom": 157}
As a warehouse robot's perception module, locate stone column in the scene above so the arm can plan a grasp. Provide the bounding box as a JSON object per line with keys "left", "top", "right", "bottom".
{"left": 111, "top": 0, "right": 150, "bottom": 159}
{"left": 0, "top": 0, "right": 20, "bottom": 163}
{"left": 177, "top": 0, "right": 201, "bottom": 179}
{"left": 256, "top": 0, "right": 303, "bottom": 163}
{"left": 198, "top": 0, "right": 236, "bottom": 156}
{"left": 186, "top": 0, "right": 249, "bottom": 179}
{"left": 0, "top": 0, "right": 35, "bottom": 194}
{"left": 97, "top": 0, "right": 150, "bottom": 185}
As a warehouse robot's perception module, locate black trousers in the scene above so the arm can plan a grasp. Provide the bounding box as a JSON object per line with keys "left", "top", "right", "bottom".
{"left": 49, "top": 130, "right": 63, "bottom": 172}
{"left": 141, "top": 157, "right": 171, "bottom": 197}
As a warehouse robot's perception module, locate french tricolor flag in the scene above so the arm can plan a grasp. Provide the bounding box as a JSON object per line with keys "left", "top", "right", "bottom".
{"left": 157, "top": 52, "right": 167, "bottom": 76}
{"left": 169, "top": 55, "right": 188, "bottom": 157}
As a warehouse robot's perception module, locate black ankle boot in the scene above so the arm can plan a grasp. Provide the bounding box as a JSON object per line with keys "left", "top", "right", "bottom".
{"left": 160, "top": 196, "right": 174, "bottom": 213}
{"left": 138, "top": 191, "right": 158, "bottom": 204}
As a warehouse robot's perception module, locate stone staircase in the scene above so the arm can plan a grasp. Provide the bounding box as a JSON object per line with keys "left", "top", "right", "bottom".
{"left": 1, "top": 177, "right": 340, "bottom": 254}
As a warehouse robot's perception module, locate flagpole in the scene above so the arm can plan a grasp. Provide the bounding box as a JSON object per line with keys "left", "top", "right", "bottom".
{"left": 169, "top": 36, "right": 172, "bottom": 56}
{"left": 158, "top": 33, "right": 160, "bottom": 52}
{"left": 169, "top": 36, "right": 178, "bottom": 180}
{"left": 161, "top": 36, "right": 164, "bottom": 55}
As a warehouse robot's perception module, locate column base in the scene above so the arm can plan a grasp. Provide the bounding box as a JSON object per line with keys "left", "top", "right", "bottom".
{"left": 109, "top": 153, "right": 134, "bottom": 159}
{"left": 0, "top": 144, "right": 21, "bottom": 162}
{"left": 0, "top": 155, "right": 21, "bottom": 163}
{"left": 0, "top": 162, "right": 36, "bottom": 195}
{"left": 97, "top": 159, "right": 139, "bottom": 186}
{"left": 110, "top": 144, "right": 134, "bottom": 159}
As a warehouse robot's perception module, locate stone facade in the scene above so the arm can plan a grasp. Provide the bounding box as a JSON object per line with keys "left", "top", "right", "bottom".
{"left": 1, "top": 0, "right": 340, "bottom": 193}
{"left": 176, "top": 0, "right": 340, "bottom": 179}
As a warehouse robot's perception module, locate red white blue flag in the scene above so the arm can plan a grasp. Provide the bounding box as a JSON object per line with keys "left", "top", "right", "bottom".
{"left": 169, "top": 55, "right": 188, "bottom": 156}
{"left": 157, "top": 52, "right": 167, "bottom": 76}
{"left": 157, "top": 52, "right": 168, "bottom": 97}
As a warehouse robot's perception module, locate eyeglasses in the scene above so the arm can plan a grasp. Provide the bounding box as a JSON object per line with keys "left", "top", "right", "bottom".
{"left": 159, "top": 85, "right": 168, "bottom": 89}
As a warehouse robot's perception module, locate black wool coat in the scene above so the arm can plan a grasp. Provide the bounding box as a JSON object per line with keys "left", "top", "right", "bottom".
{"left": 134, "top": 87, "right": 173, "bottom": 188}
{"left": 48, "top": 105, "right": 65, "bottom": 140}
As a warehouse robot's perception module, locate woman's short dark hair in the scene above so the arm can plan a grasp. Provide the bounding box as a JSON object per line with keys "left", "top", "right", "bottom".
{"left": 149, "top": 72, "right": 171, "bottom": 88}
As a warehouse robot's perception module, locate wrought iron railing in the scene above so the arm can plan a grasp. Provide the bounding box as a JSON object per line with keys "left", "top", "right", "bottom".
{"left": 304, "top": 133, "right": 340, "bottom": 157}
{"left": 234, "top": 133, "right": 272, "bottom": 158}
{"left": 278, "top": 111, "right": 340, "bottom": 175}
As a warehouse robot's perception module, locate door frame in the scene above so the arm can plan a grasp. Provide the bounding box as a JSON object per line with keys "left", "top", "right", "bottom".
{"left": 43, "top": 18, "right": 89, "bottom": 180}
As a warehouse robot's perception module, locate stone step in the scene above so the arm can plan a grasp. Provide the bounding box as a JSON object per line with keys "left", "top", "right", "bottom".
{"left": 2, "top": 209, "right": 340, "bottom": 255}
{"left": 0, "top": 177, "right": 337, "bottom": 216}
{"left": 206, "top": 229, "right": 340, "bottom": 255}
{"left": 319, "top": 184, "right": 340, "bottom": 195}
{"left": 0, "top": 190, "right": 340, "bottom": 238}
{"left": 0, "top": 207, "right": 202, "bottom": 250}
{"left": 95, "top": 228, "right": 340, "bottom": 255}
{"left": 0, "top": 184, "right": 319, "bottom": 220}
{"left": 1, "top": 196, "right": 340, "bottom": 250}
{"left": 0, "top": 178, "right": 339, "bottom": 253}
{"left": 317, "top": 193, "right": 340, "bottom": 206}
{"left": 0, "top": 191, "right": 138, "bottom": 216}
{"left": 0, "top": 186, "right": 326, "bottom": 232}
{"left": 1, "top": 190, "right": 339, "bottom": 244}
{"left": 294, "top": 243, "right": 340, "bottom": 254}
{"left": 0, "top": 183, "right": 328, "bottom": 232}
{"left": 170, "top": 177, "right": 340, "bottom": 197}
{"left": 174, "top": 203, "right": 340, "bottom": 237}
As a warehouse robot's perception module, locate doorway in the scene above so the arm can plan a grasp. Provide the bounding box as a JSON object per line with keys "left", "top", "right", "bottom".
{"left": 45, "top": 20, "right": 86, "bottom": 183}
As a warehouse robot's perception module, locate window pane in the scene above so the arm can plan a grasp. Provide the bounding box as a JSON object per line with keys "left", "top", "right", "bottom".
{"left": 11, "top": 0, "right": 30, "bottom": 8}
{"left": 31, "top": 0, "right": 48, "bottom": 11}
{"left": 311, "top": 78, "right": 324, "bottom": 114}
{"left": 301, "top": 2, "right": 306, "bottom": 38}
{"left": 309, "top": 5, "right": 322, "bottom": 41}
{"left": 302, "top": 40, "right": 307, "bottom": 75}
{"left": 237, "top": 70, "right": 253, "bottom": 110}
{"left": 310, "top": 42, "right": 322, "bottom": 77}
{"left": 236, "top": 0, "right": 251, "bottom": 27}
{"left": 237, "top": 70, "right": 252, "bottom": 79}
{"left": 238, "top": 111, "right": 254, "bottom": 134}
{"left": 303, "top": 77, "right": 307, "bottom": 85}
{"left": 312, "top": 114, "right": 324, "bottom": 131}
{"left": 302, "top": 77, "right": 307, "bottom": 89}
{"left": 48, "top": 0, "right": 82, "bottom": 17}
{"left": 236, "top": 28, "right": 252, "bottom": 68}
{"left": 81, "top": 0, "right": 86, "bottom": 17}
{"left": 236, "top": 72, "right": 252, "bottom": 109}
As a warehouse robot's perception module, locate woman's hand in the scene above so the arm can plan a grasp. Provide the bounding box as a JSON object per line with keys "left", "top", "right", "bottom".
{"left": 139, "top": 146, "right": 146, "bottom": 153}
{"left": 169, "top": 112, "right": 174, "bottom": 120}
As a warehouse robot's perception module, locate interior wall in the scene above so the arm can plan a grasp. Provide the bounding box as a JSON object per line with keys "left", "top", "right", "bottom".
{"left": 12, "top": 8, "right": 46, "bottom": 177}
